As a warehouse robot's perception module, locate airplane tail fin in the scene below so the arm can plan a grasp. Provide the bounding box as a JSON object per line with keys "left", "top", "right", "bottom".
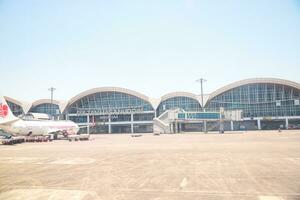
{"left": 0, "top": 96, "right": 18, "bottom": 125}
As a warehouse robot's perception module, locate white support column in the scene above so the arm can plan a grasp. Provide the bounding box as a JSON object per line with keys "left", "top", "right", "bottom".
{"left": 285, "top": 118, "right": 289, "bottom": 129}
{"left": 179, "top": 123, "right": 182, "bottom": 133}
{"left": 257, "top": 119, "right": 261, "bottom": 130}
{"left": 131, "top": 113, "right": 134, "bottom": 133}
{"left": 108, "top": 116, "right": 111, "bottom": 134}
{"left": 87, "top": 115, "right": 90, "bottom": 134}
{"left": 172, "top": 122, "right": 175, "bottom": 133}
{"left": 230, "top": 121, "right": 234, "bottom": 131}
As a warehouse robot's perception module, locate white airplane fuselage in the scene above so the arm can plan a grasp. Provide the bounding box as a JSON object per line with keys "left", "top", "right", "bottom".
{"left": 0, "top": 119, "right": 79, "bottom": 136}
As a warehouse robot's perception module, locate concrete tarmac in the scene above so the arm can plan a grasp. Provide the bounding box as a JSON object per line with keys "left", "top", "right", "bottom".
{"left": 0, "top": 131, "right": 300, "bottom": 200}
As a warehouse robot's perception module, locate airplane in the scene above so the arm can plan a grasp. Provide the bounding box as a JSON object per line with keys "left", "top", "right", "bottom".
{"left": 0, "top": 96, "right": 79, "bottom": 137}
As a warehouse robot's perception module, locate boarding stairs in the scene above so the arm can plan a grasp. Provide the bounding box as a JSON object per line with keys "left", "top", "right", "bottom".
{"left": 153, "top": 109, "right": 180, "bottom": 134}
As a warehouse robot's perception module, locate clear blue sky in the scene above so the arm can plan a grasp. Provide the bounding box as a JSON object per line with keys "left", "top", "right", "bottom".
{"left": 1, "top": 0, "right": 300, "bottom": 101}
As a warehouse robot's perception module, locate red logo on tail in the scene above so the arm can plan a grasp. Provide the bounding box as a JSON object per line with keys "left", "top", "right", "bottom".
{"left": 0, "top": 104, "right": 8, "bottom": 118}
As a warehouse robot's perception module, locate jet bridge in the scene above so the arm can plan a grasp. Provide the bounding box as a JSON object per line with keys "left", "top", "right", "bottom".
{"left": 153, "top": 109, "right": 242, "bottom": 134}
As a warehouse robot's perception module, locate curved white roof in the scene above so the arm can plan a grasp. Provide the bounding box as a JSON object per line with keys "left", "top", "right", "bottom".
{"left": 158, "top": 92, "right": 202, "bottom": 107}
{"left": 160, "top": 92, "right": 199, "bottom": 103}
{"left": 32, "top": 99, "right": 60, "bottom": 107}
{"left": 207, "top": 78, "right": 300, "bottom": 106}
{"left": 67, "top": 87, "right": 154, "bottom": 111}
{"left": 31, "top": 99, "right": 68, "bottom": 113}
{"left": 4, "top": 96, "right": 32, "bottom": 114}
{"left": 4, "top": 96, "right": 23, "bottom": 107}
{"left": 4, "top": 78, "right": 300, "bottom": 114}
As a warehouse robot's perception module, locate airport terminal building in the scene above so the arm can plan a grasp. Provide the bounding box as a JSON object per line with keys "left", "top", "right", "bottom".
{"left": 4, "top": 78, "right": 300, "bottom": 133}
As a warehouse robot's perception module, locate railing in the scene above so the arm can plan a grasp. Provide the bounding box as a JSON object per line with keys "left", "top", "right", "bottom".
{"left": 153, "top": 118, "right": 169, "bottom": 134}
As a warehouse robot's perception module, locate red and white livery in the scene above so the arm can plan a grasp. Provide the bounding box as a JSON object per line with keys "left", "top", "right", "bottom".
{"left": 0, "top": 97, "right": 79, "bottom": 136}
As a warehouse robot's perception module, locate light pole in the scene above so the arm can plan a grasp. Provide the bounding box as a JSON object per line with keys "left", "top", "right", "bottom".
{"left": 196, "top": 78, "right": 206, "bottom": 111}
{"left": 196, "top": 78, "right": 207, "bottom": 132}
{"left": 48, "top": 87, "right": 56, "bottom": 117}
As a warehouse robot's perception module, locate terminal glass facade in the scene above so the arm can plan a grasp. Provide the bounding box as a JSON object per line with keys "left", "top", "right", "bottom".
{"left": 30, "top": 103, "right": 60, "bottom": 115}
{"left": 156, "top": 96, "right": 201, "bottom": 117}
{"left": 68, "top": 92, "right": 153, "bottom": 114}
{"left": 7, "top": 101, "right": 24, "bottom": 117}
{"left": 206, "top": 83, "right": 300, "bottom": 118}
{"left": 66, "top": 91, "right": 155, "bottom": 133}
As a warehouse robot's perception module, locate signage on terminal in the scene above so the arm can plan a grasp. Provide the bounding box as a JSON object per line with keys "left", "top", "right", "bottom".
{"left": 76, "top": 107, "right": 144, "bottom": 115}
